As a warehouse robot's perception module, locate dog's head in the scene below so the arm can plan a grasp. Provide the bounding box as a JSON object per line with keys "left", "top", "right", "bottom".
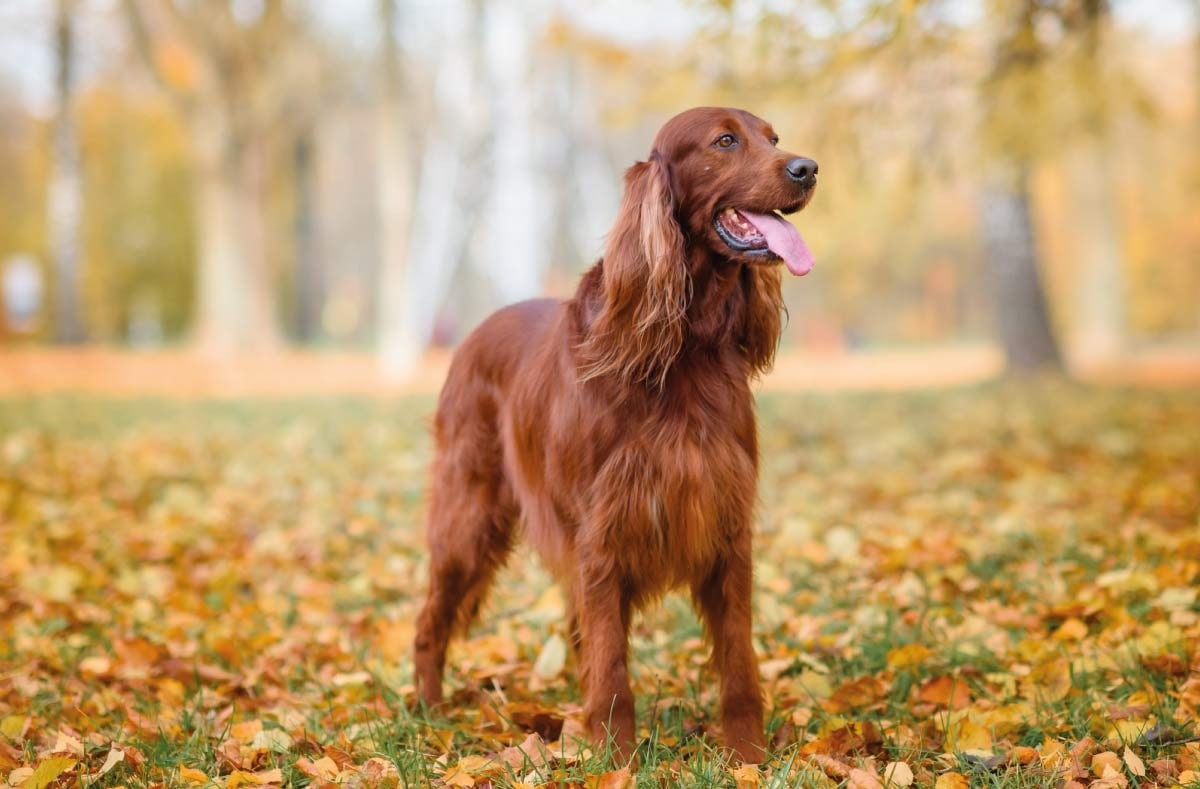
{"left": 584, "top": 107, "right": 816, "bottom": 386}
{"left": 648, "top": 106, "right": 817, "bottom": 275}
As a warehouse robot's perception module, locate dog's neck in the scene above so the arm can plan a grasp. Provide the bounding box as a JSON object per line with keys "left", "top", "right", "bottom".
{"left": 572, "top": 246, "right": 782, "bottom": 384}
{"left": 683, "top": 249, "right": 756, "bottom": 350}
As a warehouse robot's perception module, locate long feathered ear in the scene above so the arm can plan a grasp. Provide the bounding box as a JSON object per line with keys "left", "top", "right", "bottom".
{"left": 579, "top": 153, "right": 690, "bottom": 387}
{"left": 739, "top": 264, "right": 785, "bottom": 377}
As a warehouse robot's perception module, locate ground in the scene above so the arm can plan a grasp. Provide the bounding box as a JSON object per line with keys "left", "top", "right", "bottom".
{"left": 1, "top": 382, "right": 1198, "bottom": 788}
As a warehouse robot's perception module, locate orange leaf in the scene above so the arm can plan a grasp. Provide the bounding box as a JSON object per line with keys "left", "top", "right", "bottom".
{"left": 917, "top": 676, "right": 970, "bottom": 709}
{"left": 229, "top": 720, "right": 263, "bottom": 744}
{"left": 934, "top": 772, "right": 968, "bottom": 789}
{"left": 596, "top": 767, "right": 634, "bottom": 788}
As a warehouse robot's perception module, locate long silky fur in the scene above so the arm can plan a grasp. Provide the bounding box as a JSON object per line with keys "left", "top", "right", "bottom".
{"left": 577, "top": 155, "right": 691, "bottom": 388}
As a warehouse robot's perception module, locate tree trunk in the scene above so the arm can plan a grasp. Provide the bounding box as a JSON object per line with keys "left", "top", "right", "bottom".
{"left": 378, "top": 0, "right": 490, "bottom": 377}
{"left": 471, "top": 0, "right": 549, "bottom": 306}
{"left": 1067, "top": 141, "right": 1125, "bottom": 363}
{"left": 376, "top": 0, "right": 419, "bottom": 377}
{"left": 191, "top": 114, "right": 280, "bottom": 354}
{"left": 49, "top": 0, "right": 85, "bottom": 344}
{"left": 980, "top": 166, "right": 1063, "bottom": 374}
{"left": 293, "top": 131, "right": 322, "bottom": 343}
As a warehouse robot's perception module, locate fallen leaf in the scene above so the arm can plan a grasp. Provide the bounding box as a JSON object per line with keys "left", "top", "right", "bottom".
{"left": 884, "top": 761, "right": 914, "bottom": 787}
{"left": 229, "top": 720, "right": 263, "bottom": 744}
{"left": 27, "top": 757, "right": 75, "bottom": 789}
{"left": 730, "top": 763, "right": 760, "bottom": 788}
{"left": 1021, "top": 659, "right": 1072, "bottom": 704}
{"left": 1092, "top": 750, "right": 1121, "bottom": 777}
{"left": 296, "top": 756, "right": 340, "bottom": 781}
{"left": 933, "top": 772, "right": 968, "bottom": 789}
{"left": 848, "top": 767, "right": 883, "bottom": 788}
{"left": 917, "top": 676, "right": 970, "bottom": 709}
{"left": 1122, "top": 746, "right": 1146, "bottom": 777}
{"left": 97, "top": 747, "right": 125, "bottom": 776}
{"left": 885, "top": 644, "right": 932, "bottom": 669}
{"left": 440, "top": 764, "right": 476, "bottom": 787}
{"left": 179, "top": 765, "right": 210, "bottom": 784}
{"left": 596, "top": 766, "right": 634, "bottom": 788}
{"left": 532, "top": 633, "right": 567, "bottom": 679}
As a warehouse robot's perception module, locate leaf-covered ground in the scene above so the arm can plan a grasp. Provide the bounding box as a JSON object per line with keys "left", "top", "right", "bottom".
{"left": 1, "top": 383, "right": 1198, "bottom": 788}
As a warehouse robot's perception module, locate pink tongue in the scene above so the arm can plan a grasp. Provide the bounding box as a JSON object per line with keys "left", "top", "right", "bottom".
{"left": 740, "top": 211, "right": 815, "bottom": 276}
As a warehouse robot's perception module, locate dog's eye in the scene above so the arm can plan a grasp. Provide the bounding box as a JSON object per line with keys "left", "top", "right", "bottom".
{"left": 769, "top": 135, "right": 779, "bottom": 146}
{"left": 713, "top": 134, "right": 738, "bottom": 149}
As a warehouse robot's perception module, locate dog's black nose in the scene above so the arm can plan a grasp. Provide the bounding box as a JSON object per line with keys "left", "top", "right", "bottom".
{"left": 786, "top": 157, "right": 818, "bottom": 185}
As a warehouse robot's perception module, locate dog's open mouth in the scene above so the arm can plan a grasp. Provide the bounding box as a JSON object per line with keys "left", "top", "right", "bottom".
{"left": 714, "top": 207, "right": 815, "bottom": 276}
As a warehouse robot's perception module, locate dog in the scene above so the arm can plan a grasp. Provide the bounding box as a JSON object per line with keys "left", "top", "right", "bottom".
{"left": 413, "top": 106, "right": 817, "bottom": 764}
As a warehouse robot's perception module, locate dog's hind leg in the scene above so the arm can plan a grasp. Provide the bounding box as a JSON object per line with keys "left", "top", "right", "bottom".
{"left": 413, "top": 405, "right": 516, "bottom": 708}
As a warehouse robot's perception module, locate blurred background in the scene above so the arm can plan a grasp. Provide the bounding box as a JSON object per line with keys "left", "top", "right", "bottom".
{"left": 0, "top": 0, "right": 1197, "bottom": 393}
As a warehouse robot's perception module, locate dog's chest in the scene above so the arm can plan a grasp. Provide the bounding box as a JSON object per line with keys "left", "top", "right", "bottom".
{"left": 592, "top": 417, "right": 757, "bottom": 588}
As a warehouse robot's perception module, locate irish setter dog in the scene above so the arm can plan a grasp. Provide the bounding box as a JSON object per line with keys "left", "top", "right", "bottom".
{"left": 413, "top": 107, "right": 817, "bottom": 764}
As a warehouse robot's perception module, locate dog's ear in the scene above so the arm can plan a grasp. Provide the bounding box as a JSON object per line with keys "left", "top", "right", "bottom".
{"left": 739, "top": 263, "right": 785, "bottom": 377}
{"left": 580, "top": 153, "right": 690, "bottom": 387}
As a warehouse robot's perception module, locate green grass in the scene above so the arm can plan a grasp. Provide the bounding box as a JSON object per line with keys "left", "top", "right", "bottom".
{"left": 1, "top": 383, "right": 1198, "bottom": 787}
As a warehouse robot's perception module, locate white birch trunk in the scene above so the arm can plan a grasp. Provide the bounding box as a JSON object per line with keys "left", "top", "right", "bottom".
{"left": 191, "top": 111, "right": 280, "bottom": 354}
{"left": 376, "top": 0, "right": 420, "bottom": 377}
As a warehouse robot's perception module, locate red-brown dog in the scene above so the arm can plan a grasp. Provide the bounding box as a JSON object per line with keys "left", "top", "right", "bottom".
{"left": 413, "top": 107, "right": 817, "bottom": 763}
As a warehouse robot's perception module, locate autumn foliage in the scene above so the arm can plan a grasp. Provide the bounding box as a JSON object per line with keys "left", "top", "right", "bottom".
{"left": 1, "top": 384, "right": 1198, "bottom": 786}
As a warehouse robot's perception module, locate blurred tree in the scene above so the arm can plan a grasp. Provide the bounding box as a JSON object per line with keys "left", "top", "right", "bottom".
{"left": 121, "top": 0, "right": 316, "bottom": 353}
{"left": 292, "top": 130, "right": 321, "bottom": 343}
{"left": 77, "top": 85, "right": 195, "bottom": 342}
{"left": 699, "top": 0, "right": 1152, "bottom": 371}
{"left": 977, "top": 1, "right": 1064, "bottom": 372}
{"left": 1063, "top": 0, "right": 1127, "bottom": 362}
{"left": 49, "top": 0, "right": 85, "bottom": 343}
{"left": 376, "top": 0, "right": 419, "bottom": 376}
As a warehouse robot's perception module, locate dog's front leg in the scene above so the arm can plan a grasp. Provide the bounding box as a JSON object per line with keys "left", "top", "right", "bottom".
{"left": 575, "top": 556, "right": 636, "bottom": 762}
{"left": 694, "top": 532, "right": 766, "bottom": 764}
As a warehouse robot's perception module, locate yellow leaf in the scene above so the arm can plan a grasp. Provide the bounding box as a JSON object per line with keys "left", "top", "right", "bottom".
{"left": 440, "top": 765, "right": 476, "bottom": 787}
{"left": 948, "top": 719, "right": 993, "bottom": 752}
{"left": 229, "top": 720, "right": 263, "bottom": 744}
{"left": 453, "top": 754, "right": 491, "bottom": 774}
{"left": 532, "top": 633, "right": 568, "bottom": 679}
{"left": 1020, "top": 659, "right": 1072, "bottom": 704}
{"left": 0, "top": 715, "right": 28, "bottom": 740}
{"left": 1052, "top": 618, "right": 1088, "bottom": 641}
{"left": 934, "top": 773, "right": 968, "bottom": 789}
{"left": 794, "top": 669, "right": 833, "bottom": 699}
{"left": 227, "top": 769, "right": 274, "bottom": 789}
{"left": 886, "top": 644, "right": 932, "bottom": 669}
{"left": 884, "top": 761, "right": 914, "bottom": 786}
{"left": 730, "top": 763, "right": 760, "bottom": 788}
{"left": 179, "top": 765, "right": 209, "bottom": 784}
{"left": 1123, "top": 746, "right": 1146, "bottom": 778}
{"left": 28, "top": 757, "right": 75, "bottom": 789}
